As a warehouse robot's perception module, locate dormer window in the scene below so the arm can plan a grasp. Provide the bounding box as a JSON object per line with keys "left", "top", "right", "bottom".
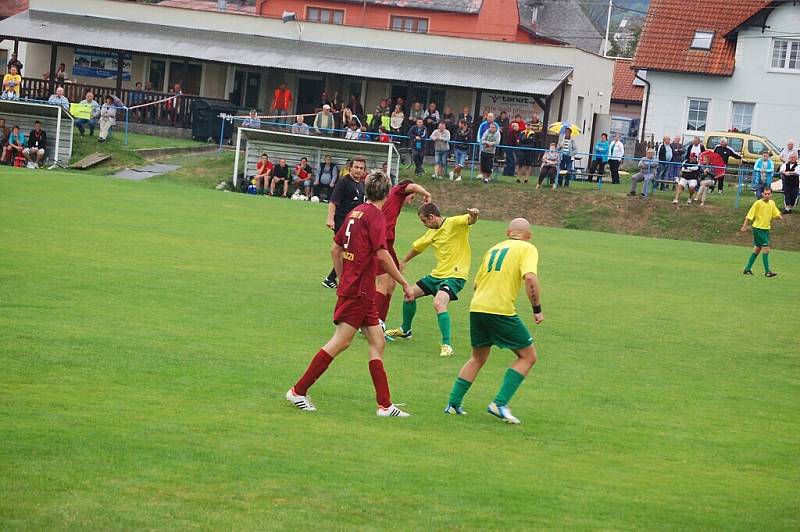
{"left": 691, "top": 31, "right": 714, "bottom": 50}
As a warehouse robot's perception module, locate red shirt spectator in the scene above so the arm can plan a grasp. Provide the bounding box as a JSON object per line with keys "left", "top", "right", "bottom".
{"left": 272, "top": 83, "right": 292, "bottom": 111}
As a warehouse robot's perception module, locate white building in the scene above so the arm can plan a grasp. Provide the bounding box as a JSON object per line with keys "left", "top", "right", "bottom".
{"left": 633, "top": 0, "right": 800, "bottom": 148}
{"left": 0, "top": 0, "right": 614, "bottom": 153}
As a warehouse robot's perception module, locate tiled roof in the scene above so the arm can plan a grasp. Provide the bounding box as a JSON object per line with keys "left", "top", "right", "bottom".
{"left": 611, "top": 59, "right": 643, "bottom": 103}
{"left": 631, "top": 0, "right": 769, "bottom": 76}
{"left": 518, "top": 0, "right": 603, "bottom": 54}
{"left": 327, "top": 0, "right": 483, "bottom": 14}
{"left": 0, "top": 0, "right": 28, "bottom": 18}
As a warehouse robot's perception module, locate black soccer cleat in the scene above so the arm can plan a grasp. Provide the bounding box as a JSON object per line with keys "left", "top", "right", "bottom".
{"left": 742, "top": 270, "right": 753, "bottom": 276}
{"left": 322, "top": 278, "right": 338, "bottom": 289}
{"left": 765, "top": 271, "right": 778, "bottom": 278}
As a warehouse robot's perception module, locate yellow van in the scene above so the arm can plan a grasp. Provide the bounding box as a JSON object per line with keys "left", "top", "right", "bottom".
{"left": 704, "top": 131, "right": 783, "bottom": 167}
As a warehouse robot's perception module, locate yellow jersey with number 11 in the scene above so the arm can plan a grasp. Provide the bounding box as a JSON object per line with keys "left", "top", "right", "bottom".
{"left": 470, "top": 239, "right": 539, "bottom": 316}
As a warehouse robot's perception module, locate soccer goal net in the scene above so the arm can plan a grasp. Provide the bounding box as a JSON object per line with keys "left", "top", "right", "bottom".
{"left": 233, "top": 127, "right": 400, "bottom": 188}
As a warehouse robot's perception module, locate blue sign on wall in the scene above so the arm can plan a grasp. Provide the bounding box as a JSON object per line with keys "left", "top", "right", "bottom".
{"left": 72, "top": 48, "right": 133, "bottom": 80}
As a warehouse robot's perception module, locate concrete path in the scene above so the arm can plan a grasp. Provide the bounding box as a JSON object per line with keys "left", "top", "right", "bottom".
{"left": 114, "top": 163, "right": 180, "bottom": 180}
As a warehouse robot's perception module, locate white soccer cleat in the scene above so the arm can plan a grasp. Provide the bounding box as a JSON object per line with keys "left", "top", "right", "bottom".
{"left": 439, "top": 344, "right": 454, "bottom": 357}
{"left": 286, "top": 388, "right": 317, "bottom": 411}
{"left": 487, "top": 402, "right": 520, "bottom": 424}
{"left": 377, "top": 404, "right": 410, "bottom": 417}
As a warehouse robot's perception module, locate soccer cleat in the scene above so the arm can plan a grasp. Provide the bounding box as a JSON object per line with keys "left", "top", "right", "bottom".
{"left": 439, "top": 344, "right": 454, "bottom": 357}
{"left": 743, "top": 270, "right": 753, "bottom": 275}
{"left": 487, "top": 402, "right": 520, "bottom": 424}
{"left": 385, "top": 327, "right": 412, "bottom": 339}
{"left": 322, "top": 278, "right": 338, "bottom": 289}
{"left": 377, "top": 404, "right": 410, "bottom": 417}
{"left": 765, "top": 271, "right": 778, "bottom": 278}
{"left": 285, "top": 388, "right": 317, "bottom": 411}
{"left": 443, "top": 404, "right": 467, "bottom": 415}
{"left": 672, "top": 199, "right": 678, "bottom": 205}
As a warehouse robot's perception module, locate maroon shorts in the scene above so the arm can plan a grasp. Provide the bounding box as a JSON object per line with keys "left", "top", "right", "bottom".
{"left": 375, "top": 240, "right": 398, "bottom": 276}
{"left": 333, "top": 295, "right": 380, "bottom": 329}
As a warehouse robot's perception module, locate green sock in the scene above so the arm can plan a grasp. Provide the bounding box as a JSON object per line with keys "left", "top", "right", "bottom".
{"left": 763, "top": 253, "right": 770, "bottom": 272}
{"left": 401, "top": 300, "right": 417, "bottom": 333}
{"left": 437, "top": 311, "right": 451, "bottom": 345}
{"left": 493, "top": 368, "right": 525, "bottom": 407}
{"left": 448, "top": 377, "right": 472, "bottom": 407}
{"left": 745, "top": 253, "right": 757, "bottom": 271}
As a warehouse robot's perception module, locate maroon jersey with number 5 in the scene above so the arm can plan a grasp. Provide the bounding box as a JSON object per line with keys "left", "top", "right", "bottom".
{"left": 333, "top": 203, "right": 387, "bottom": 299}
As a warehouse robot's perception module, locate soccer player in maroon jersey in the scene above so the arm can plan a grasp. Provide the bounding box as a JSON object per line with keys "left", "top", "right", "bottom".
{"left": 374, "top": 179, "right": 432, "bottom": 327}
{"left": 286, "top": 164, "right": 416, "bottom": 417}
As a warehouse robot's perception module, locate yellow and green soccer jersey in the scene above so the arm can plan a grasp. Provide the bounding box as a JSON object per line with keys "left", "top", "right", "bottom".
{"left": 470, "top": 239, "right": 539, "bottom": 316}
{"left": 746, "top": 199, "right": 781, "bottom": 230}
{"left": 412, "top": 213, "right": 472, "bottom": 280}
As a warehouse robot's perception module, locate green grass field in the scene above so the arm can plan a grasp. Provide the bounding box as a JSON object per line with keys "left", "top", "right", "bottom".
{"left": 2, "top": 169, "right": 799, "bottom": 529}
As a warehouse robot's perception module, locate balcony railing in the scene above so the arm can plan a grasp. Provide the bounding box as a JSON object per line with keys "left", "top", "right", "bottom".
{"left": 20, "top": 78, "right": 231, "bottom": 129}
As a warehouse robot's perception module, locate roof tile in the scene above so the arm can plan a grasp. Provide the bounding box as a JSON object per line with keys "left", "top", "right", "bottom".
{"left": 632, "top": 0, "right": 769, "bottom": 76}
{"left": 0, "top": 0, "right": 28, "bottom": 18}
{"left": 611, "top": 59, "right": 643, "bottom": 103}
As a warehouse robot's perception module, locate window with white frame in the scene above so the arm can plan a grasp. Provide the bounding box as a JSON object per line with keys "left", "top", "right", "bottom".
{"left": 307, "top": 7, "right": 344, "bottom": 24}
{"left": 690, "top": 31, "right": 714, "bottom": 50}
{"left": 686, "top": 98, "right": 709, "bottom": 132}
{"left": 771, "top": 39, "right": 800, "bottom": 71}
{"left": 731, "top": 102, "right": 754, "bottom": 133}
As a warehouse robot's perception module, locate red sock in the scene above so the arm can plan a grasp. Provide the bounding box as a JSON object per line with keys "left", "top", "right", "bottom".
{"left": 293, "top": 350, "right": 333, "bottom": 396}
{"left": 374, "top": 292, "right": 387, "bottom": 322}
{"left": 368, "top": 359, "right": 392, "bottom": 408}
{"left": 379, "top": 292, "right": 392, "bottom": 322}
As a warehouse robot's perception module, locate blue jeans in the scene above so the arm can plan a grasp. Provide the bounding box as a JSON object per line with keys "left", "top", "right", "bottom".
{"left": 503, "top": 149, "right": 516, "bottom": 176}
{"left": 434, "top": 150, "right": 448, "bottom": 170}
{"left": 558, "top": 153, "right": 573, "bottom": 187}
{"left": 75, "top": 118, "right": 97, "bottom": 135}
{"left": 657, "top": 162, "right": 672, "bottom": 188}
{"left": 454, "top": 148, "right": 468, "bottom": 167}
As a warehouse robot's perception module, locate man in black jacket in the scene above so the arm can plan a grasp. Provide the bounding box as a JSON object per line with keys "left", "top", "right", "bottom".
{"left": 322, "top": 157, "right": 366, "bottom": 289}
{"left": 713, "top": 137, "right": 742, "bottom": 194}
{"left": 24, "top": 120, "right": 47, "bottom": 168}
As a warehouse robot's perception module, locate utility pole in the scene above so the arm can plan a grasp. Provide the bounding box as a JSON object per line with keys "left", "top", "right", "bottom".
{"left": 603, "top": 0, "right": 613, "bottom": 57}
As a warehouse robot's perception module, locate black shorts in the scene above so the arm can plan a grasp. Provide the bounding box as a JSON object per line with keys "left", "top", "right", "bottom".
{"left": 480, "top": 152, "right": 494, "bottom": 173}
{"left": 518, "top": 151, "right": 534, "bottom": 166}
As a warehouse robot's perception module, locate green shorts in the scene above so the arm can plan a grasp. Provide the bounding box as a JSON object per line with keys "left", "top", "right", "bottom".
{"left": 417, "top": 275, "right": 466, "bottom": 301}
{"left": 753, "top": 228, "right": 770, "bottom": 247}
{"left": 470, "top": 312, "right": 533, "bottom": 350}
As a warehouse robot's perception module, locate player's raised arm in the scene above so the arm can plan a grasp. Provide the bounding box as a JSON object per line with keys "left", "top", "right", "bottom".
{"left": 467, "top": 208, "right": 480, "bottom": 225}
{"left": 406, "top": 183, "right": 432, "bottom": 204}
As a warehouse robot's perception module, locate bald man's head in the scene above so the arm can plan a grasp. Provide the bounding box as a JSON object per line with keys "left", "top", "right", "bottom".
{"left": 507, "top": 218, "right": 532, "bottom": 240}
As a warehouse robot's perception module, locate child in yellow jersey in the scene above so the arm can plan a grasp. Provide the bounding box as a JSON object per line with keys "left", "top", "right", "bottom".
{"left": 385, "top": 203, "right": 479, "bottom": 357}
{"left": 741, "top": 188, "right": 782, "bottom": 277}
{"left": 444, "top": 218, "right": 544, "bottom": 424}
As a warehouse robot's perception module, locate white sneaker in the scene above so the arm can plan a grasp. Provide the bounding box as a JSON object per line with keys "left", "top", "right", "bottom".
{"left": 672, "top": 199, "right": 678, "bottom": 205}
{"left": 285, "top": 388, "right": 317, "bottom": 411}
{"left": 454, "top": 176, "right": 462, "bottom": 182}
{"left": 377, "top": 404, "right": 410, "bottom": 417}
{"left": 487, "top": 402, "right": 520, "bottom": 424}
{"left": 687, "top": 198, "right": 692, "bottom": 205}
